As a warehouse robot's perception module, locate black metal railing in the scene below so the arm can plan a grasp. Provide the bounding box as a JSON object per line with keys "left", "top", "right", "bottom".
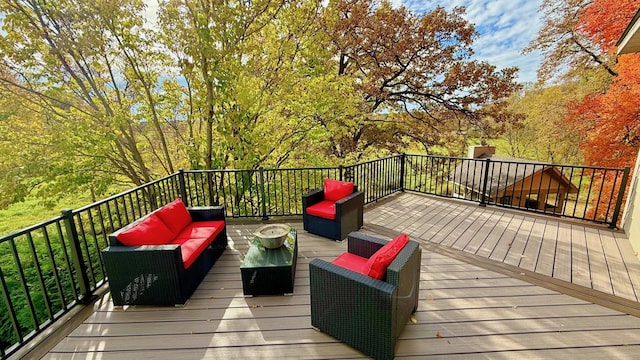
{"left": 403, "top": 154, "right": 630, "bottom": 227}
{"left": 0, "top": 154, "right": 630, "bottom": 358}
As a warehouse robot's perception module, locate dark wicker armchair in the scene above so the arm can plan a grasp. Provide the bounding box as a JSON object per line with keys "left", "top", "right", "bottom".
{"left": 309, "top": 232, "right": 421, "bottom": 360}
{"left": 302, "top": 180, "right": 364, "bottom": 241}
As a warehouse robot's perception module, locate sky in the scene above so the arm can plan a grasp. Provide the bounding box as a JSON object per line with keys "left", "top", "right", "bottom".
{"left": 394, "top": 0, "right": 544, "bottom": 84}
{"left": 143, "top": 0, "right": 544, "bottom": 84}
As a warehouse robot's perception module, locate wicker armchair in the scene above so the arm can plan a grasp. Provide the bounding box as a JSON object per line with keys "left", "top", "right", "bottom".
{"left": 309, "top": 232, "right": 421, "bottom": 360}
{"left": 302, "top": 181, "right": 364, "bottom": 241}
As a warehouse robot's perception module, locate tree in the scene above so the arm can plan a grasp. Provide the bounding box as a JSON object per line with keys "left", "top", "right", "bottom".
{"left": 504, "top": 71, "right": 609, "bottom": 164}
{"left": 525, "top": 0, "right": 619, "bottom": 82}
{"left": 158, "top": 0, "right": 340, "bottom": 170}
{"left": 529, "top": 0, "right": 640, "bottom": 223}
{"left": 320, "top": 1, "right": 522, "bottom": 159}
{"left": 0, "top": 0, "right": 182, "bottom": 204}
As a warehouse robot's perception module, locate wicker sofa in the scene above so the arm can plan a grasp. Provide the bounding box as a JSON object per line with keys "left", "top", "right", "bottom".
{"left": 309, "top": 232, "right": 421, "bottom": 360}
{"left": 102, "top": 198, "right": 227, "bottom": 306}
{"left": 302, "top": 179, "right": 364, "bottom": 241}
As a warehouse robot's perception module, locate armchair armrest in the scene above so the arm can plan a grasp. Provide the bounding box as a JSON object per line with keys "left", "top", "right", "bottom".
{"left": 335, "top": 191, "right": 364, "bottom": 228}
{"left": 346, "top": 231, "right": 386, "bottom": 258}
{"left": 188, "top": 205, "right": 225, "bottom": 221}
{"left": 302, "top": 188, "right": 325, "bottom": 208}
{"left": 335, "top": 190, "right": 364, "bottom": 206}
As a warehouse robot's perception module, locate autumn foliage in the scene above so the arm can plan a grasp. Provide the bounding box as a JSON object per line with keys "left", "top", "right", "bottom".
{"left": 564, "top": 0, "right": 640, "bottom": 222}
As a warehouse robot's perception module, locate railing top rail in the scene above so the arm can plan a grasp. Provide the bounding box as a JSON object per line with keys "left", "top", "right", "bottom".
{"left": 72, "top": 173, "right": 180, "bottom": 213}
{"left": 405, "top": 153, "right": 628, "bottom": 172}
{"left": 0, "top": 216, "right": 63, "bottom": 243}
{"left": 182, "top": 155, "right": 404, "bottom": 174}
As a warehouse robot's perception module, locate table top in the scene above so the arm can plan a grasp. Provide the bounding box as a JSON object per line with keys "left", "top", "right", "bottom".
{"left": 241, "top": 228, "right": 297, "bottom": 268}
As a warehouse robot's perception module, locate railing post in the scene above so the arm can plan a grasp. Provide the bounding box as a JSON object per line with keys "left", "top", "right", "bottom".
{"left": 479, "top": 158, "right": 491, "bottom": 207}
{"left": 178, "top": 169, "right": 188, "bottom": 206}
{"left": 339, "top": 165, "right": 344, "bottom": 181}
{"left": 61, "top": 209, "right": 95, "bottom": 304}
{"left": 399, "top": 153, "right": 406, "bottom": 192}
{"left": 259, "top": 167, "right": 269, "bottom": 221}
{"left": 609, "top": 166, "right": 631, "bottom": 229}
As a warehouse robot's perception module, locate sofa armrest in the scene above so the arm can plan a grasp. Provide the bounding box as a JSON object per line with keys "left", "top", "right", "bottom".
{"left": 346, "top": 231, "right": 386, "bottom": 258}
{"left": 188, "top": 205, "right": 225, "bottom": 222}
{"left": 102, "top": 244, "right": 185, "bottom": 306}
{"left": 302, "top": 188, "right": 325, "bottom": 209}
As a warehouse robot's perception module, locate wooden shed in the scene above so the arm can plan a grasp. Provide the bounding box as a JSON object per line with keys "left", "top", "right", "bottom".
{"left": 449, "top": 146, "right": 579, "bottom": 213}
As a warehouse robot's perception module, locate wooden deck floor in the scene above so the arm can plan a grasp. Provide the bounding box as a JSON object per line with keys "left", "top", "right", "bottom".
{"left": 365, "top": 193, "right": 640, "bottom": 304}
{"left": 33, "top": 193, "right": 640, "bottom": 359}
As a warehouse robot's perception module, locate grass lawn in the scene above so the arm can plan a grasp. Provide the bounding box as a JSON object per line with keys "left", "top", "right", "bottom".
{"left": 0, "top": 195, "right": 92, "bottom": 237}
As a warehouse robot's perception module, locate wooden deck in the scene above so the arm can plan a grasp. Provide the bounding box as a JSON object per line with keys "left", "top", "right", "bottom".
{"left": 28, "top": 193, "right": 640, "bottom": 359}
{"left": 365, "top": 193, "right": 640, "bottom": 304}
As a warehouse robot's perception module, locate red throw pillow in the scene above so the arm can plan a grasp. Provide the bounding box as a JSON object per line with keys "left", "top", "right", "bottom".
{"left": 323, "top": 178, "right": 354, "bottom": 202}
{"left": 366, "top": 233, "right": 410, "bottom": 280}
{"left": 155, "top": 198, "right": 192, "bottom": 235}
{"left": 116, "top": 213, "right": 175, "bottom": 246}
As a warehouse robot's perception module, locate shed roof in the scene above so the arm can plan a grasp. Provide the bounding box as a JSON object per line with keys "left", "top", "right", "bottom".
{"left": 449, "top": 154, "right": 579, "bottom": 196}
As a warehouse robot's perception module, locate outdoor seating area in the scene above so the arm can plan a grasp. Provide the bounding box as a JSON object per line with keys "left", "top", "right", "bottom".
{"left": 22, "top": 192, "right": 640, "bottom": 360}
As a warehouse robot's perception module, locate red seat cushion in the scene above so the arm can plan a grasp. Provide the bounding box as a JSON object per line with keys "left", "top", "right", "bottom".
{"left": 116, "top": 213, "right": 175, "bottom": 246}
{"left": 332, "top": 252, "right": 370, "bottom": 275}
{"left": 366, "top": 233, "right": 410, "bottom": 280}
{"left": 173, "top": 221, "right": 225, "bottom": 269}
{"left": 323, "top": 179, "right": 354, "bottom": 202}
{"left": 171, "top": 237, "right": 211, "bottom": 269}
{"left": 174, "top": 221, "right": 225, "bottom": 242}
{"left": 155, "top": 198, "right": 192, "bottom": 236}
{"left": 305, "top": 200, "right": 336, "bottom": 220}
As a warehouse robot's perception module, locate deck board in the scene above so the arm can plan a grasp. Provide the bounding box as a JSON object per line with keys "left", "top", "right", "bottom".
{"left": 535, "top": 220, "right": 558, "bottom": 276}
{"left": 518, "top": 217, "right": 546, "bottom": 270}
{"left": 34, "top": 193, "right": 640, "bottom": 360}
{"left": 570, "top": 224, "right": 592, "bottom": 288}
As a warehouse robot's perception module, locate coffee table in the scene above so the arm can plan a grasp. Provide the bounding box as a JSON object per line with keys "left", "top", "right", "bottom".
{"left": 240, "top": 227, "right": 298, "bottom": 296}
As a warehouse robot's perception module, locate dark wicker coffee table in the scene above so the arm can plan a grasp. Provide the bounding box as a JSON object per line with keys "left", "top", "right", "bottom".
{"left": 240, "top": 228, "right": 298, "bottom": 296}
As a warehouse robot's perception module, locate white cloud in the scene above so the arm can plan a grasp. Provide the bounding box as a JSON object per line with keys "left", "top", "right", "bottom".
{"left": 400, "top": 0, "right": 544, "bottom": 83}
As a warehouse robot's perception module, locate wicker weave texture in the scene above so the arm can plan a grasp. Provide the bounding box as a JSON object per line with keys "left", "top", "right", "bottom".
{"left": 302, "top": 188, "right": 364, "bottom": 241}
{"left": 102, "top": 206, "right": 227, "bottom": 306}
{"left": 309, "top": 233, "right": 421, "bottom": 360}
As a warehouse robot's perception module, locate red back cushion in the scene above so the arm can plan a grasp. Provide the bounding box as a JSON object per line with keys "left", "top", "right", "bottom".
{"left": 116, "top": 213, "right": 175, "bottom": 246}
{"left": 155, "top": 198, "right": 192, "bottom": 235}
{"left": 323, "top": 179, "right": 354, "bottom": 202}
{"left": 366, "top": 233, "right": 410, "bottom": 280}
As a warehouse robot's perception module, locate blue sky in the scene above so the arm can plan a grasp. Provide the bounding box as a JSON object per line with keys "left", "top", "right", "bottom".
{"left": 394, "top": 0, "right": 544, "bottom": 84}
{"left": 144, "top": 0, "right": 543, "bottom": 84}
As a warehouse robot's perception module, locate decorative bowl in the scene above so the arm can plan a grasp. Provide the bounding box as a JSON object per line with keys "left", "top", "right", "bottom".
{"left": 254, "top": 224, "right": 291, "bottom": 249}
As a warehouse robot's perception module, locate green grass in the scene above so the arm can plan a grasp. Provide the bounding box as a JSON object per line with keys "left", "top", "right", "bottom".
{"left": 0, "top": 195, "right": 92, "bottom": 237}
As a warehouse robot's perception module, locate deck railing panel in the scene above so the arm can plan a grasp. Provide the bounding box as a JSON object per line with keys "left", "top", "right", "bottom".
{"left": 0, "top": 154, "right": 629, "bottom": 359}
{"left": 403, "top": 154, "right": 630, "bottom": 227}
